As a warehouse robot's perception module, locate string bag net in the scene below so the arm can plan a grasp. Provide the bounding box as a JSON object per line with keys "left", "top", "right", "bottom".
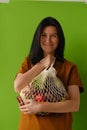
{"left": 19, "top": 59, "right": 68, "bottom": 116}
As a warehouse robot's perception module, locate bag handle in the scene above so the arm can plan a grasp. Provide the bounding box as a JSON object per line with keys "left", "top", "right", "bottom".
{"left": 45, "top": 58, "right": 56, "bottom": 70}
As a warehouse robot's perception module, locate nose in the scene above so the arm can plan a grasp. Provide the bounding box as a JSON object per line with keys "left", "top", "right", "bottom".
{"left": 46, "top": 36, "right": 50, "bottom": 43}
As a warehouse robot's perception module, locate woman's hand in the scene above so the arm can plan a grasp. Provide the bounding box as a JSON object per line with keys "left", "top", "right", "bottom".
{"left": 40, "top": 54, "right": 55, "bottom": 69}
{"left": 19, "top": 99, "right": 41, "bottom": 114}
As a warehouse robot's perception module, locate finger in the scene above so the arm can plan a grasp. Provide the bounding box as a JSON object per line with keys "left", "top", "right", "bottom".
{"left": 24, "top": 111, "right": 33, "bottom": 115}
{"left": 19, "top": 105, "right": 26, "bottom": 109}
{"left": 19, "top": 105, "right": 27, "bottom": 111}
{"left": 20, "top": 107, "right": 28, "bottom": 112}
{"left": 26, "top": 99, "right": 36, "bottom": 105}
{"left": 25, "top": 99, "right": 33, "bottom": 104}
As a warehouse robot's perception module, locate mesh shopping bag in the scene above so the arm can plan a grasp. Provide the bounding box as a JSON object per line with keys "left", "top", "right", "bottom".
{"left": 19, "top": 60, "right": 68, "bottom": 115}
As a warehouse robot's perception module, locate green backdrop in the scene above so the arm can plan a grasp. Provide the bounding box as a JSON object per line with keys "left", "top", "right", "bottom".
{"left": 0, "top": 1, "right": 87, "bottom": 130}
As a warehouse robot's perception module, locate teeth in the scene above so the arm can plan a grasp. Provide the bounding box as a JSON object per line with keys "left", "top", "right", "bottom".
{"left": 44, "top": 44, "right": 52, "bottom": 46}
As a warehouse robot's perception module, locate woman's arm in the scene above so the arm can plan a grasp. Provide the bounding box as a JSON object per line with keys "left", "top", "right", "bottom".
{"left": 19, "top": 85, "right": 80, "bottom": 114}
{"left": 14, "top": 62, "right": 44, "bottom": 93}
{"left": 14, "top": 55, "right": 55, "bottom": 93}
{"left": 40, "top": 85, "right": 80, "bottom": 113}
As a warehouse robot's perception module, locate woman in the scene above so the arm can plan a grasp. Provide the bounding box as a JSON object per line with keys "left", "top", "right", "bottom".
{"left": 14, "top": 17, "right": 84, "bottom": 130}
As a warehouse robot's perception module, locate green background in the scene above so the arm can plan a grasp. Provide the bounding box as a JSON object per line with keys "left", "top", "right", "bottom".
{"left": 0, "top": 1, "right": 87, "bottom": 130}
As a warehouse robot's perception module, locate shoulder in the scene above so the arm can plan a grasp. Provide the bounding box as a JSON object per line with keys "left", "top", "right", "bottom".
{"left": 55, "top": 58, "right": 79, "bottom": 80}
{"left": 21, "top": 56, "right": 29, "bottom": 68}
{"left": 55, "top": 58, "right": 77, "bottom": 70}
{"left": 63, "top": 59, "right": 76, "bottom": 67}
{"left": 62, "top": 58, "right": 78, "bottom": 73}
{"left": 18, "top": 56, "right": 32, "bottom": 73}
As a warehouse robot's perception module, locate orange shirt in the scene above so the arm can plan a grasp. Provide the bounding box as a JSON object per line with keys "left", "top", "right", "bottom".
{"left": 17, "top": 57, "right": 84, "bottom": 130}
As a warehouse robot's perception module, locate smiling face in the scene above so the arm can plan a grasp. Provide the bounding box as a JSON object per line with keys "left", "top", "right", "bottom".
{"left": 40, "top": 26, "right": 59, "bottom": 57}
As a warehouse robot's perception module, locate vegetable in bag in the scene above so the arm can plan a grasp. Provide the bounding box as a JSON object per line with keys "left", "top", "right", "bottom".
{"left": 19, "top": 60, "right": 68, "bottom": 115}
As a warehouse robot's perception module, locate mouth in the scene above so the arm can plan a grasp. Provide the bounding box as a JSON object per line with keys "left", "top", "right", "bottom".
{"left": 43, "top": 43, "right": 53, "bottom": 46}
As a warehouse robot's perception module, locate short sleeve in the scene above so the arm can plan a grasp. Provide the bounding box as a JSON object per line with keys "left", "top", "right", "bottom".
{"left": 68, "top": 65, "right": 84, "bottom": 93}
{"left": 14, "top": 57, "right": 29, "bottom": 80}
{"left": 18, "top": 57, "right": 29, "bottom": 74}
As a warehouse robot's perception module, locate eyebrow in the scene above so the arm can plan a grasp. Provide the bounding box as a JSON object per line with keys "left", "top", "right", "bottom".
{"left": 41, "top": 32, "right": 58, "bottom": 35}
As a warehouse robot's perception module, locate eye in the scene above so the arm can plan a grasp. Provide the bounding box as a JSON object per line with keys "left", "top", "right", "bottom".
{"left": 51, "top": 34, "right": 58, "bottom": 38}
{"left": 41, "top": 33, "right": 47, "bottom": 37}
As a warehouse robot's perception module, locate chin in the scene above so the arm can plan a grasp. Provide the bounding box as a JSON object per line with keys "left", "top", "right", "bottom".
{"left": 44, "top": 52, "right": 54, "bottom": 56}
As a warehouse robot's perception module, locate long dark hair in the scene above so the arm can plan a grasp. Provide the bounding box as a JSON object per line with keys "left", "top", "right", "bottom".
{"left": 28, "top": 16, "right": 65, "bottom": 65}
